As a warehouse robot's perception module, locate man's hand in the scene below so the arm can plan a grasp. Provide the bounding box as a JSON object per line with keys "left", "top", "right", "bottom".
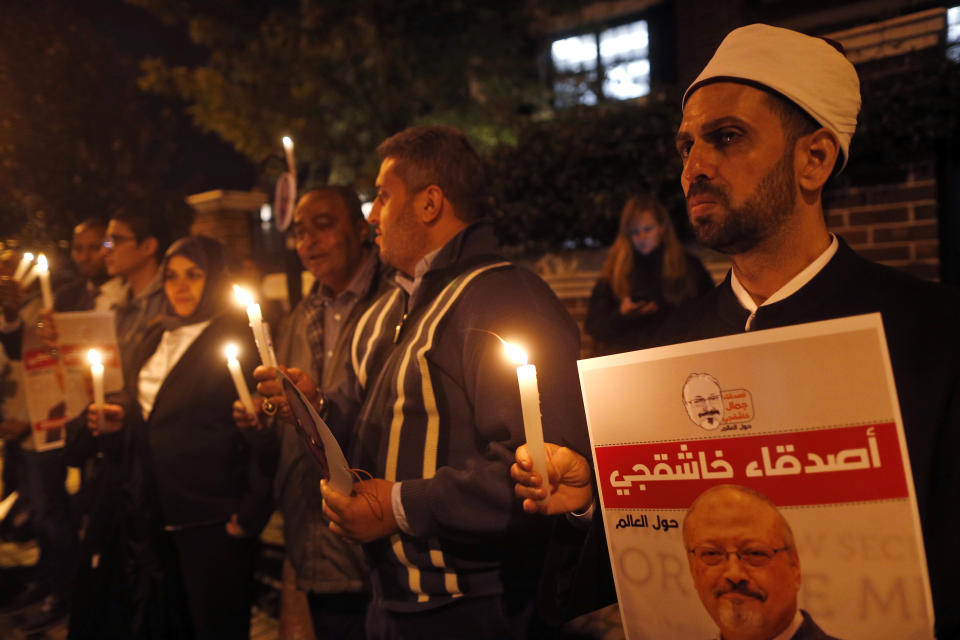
{"left": 87, "top": 403, "right": 125, "bottom": 436}
{"left": 253, "top": 365, "right": 321, "bottom": 420}
{"left": 512, "top": 443, "right": 593, "bottom": 515}
{"left": 232, "top": 398, "right": 263, "bottom": 430}
{"left": 321, "top": 478, "right": 399, "bottom": 543}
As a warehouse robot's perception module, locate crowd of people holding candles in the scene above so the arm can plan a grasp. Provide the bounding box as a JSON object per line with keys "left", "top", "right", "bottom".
{"left": 1, "top": 20, "right": 959, "bottom": 640}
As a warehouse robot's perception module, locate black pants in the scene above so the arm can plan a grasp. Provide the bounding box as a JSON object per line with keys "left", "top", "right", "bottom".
{"left": 23, "top": 448, "right": 76, "bottom": 598}
{"left": 169, "top": 523, "right": 257, "bottom": 640}
{"left": 307, "top": 590, "right": 370, "bottom": 640}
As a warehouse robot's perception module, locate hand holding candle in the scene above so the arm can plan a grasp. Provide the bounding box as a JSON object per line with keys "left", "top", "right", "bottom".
{"left": 87, "top": 348, "right": 105, "bottom": 432}
{"left": 225, "top": 343, "right": 256, "bottom": 417}
{"left": 502, "top": 339, "right": 550, "bottom": 505}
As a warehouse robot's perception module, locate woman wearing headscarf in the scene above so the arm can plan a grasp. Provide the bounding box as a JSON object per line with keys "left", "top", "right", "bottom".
{"left": 585, "top": 194, "right": 715, "bottom": 354}
{"left": 71, "top": 236, "right": 276, "bottom": 640}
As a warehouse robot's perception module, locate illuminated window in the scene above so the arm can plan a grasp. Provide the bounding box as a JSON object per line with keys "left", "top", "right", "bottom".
{"left": 949, "top": 6, "right": 960, "bottom": 61}
{"left": 550, "top": 19, "right": 650, "bottom": 107}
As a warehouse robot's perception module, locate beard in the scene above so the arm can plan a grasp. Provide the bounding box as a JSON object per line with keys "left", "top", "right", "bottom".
{"left": 687, "top": 149, "right": 797, "bottom": 255}
{"left": 716, "top": 598, "right": 766, "bottom": 637}
{"left": 379, "top": 197, "right": 427, "bottom": 274}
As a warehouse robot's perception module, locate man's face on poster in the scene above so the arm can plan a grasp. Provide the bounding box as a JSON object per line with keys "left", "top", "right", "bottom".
{"left": 683, "top": 374, "right": 723, "bottom": 430}
{"left": 684, "top": 487, "right": 801, "bottom": 640}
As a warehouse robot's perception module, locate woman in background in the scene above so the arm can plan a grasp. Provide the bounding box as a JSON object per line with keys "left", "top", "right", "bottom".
{"left": 71, "top": 236, "right": 276, "bottom": 640}
{"left": 585, "top": 194, "right": 715, "bottom": 354}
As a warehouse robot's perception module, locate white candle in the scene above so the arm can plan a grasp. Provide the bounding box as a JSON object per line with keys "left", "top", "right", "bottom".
{"left": 87, "top": 349, "right": 105, "bottom": 432}
{"left": 20, "top": 263, "right": 40, "bottom": 288}
{"left": 12, "top": 252, "right": 34, "bottom": 282}
{"left": 282, "top": 136, "right": 296, "bottom": 175}
{"left": 225, "top": 343, "right": 256, "bottom": 416}
{"left": 36, "top": 253, "right": 53, "bottom": 309}
{"left": 503, "top": 341, "right": 551, "bottom": 505}
{"left": 233, "top": 285, "right": 277, "bottom": 368}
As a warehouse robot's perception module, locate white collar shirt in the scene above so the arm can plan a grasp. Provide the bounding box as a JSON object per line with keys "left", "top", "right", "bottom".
{"left": 730, "top": 235, "right": 839, "bottom": 331}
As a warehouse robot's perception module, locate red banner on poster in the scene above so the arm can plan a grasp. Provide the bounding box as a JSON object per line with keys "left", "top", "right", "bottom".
{"left": 595, "top": 422, "right": 907, "bottom": 509}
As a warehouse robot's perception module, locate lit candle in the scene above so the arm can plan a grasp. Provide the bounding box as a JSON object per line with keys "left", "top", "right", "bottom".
{"left": 20, "top": 262, "right": 40, "bottom": 288}
{"left": 36, "top": 253, "right": 53, "bottom": 309}
{"left": 282, "top": 136, "right": 296, "bottom": 175}
{"left": 12, "top": 252, "right": 34, "bottom": 282}
{"left": 233, "top": 284, "right": 277, "bottom": 368}
{"left": 503, "top": 340, "right": 551, "bottom": 505}
{"left": 225, "top": 343, "right": 256, "bottom": 416}
{"left": 87, "top": 349, "right": 105, "bottom": 432}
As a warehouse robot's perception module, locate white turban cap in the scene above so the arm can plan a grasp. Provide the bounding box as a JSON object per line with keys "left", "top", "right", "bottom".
{"left": 682, "top": 23, "right": 861, "bottom": 172}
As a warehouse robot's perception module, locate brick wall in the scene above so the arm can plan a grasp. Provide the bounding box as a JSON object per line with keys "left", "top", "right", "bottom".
{"left": 823, "top": 164, "right": 940, "bottom": 280}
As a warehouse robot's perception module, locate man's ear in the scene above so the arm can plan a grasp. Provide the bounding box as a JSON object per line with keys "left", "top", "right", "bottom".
{"left": 796, "top": 129, "right": 840, "bottom": 193}
{"left": 418, "top": 185, "right": 445, "bottom": 224}
{"left": 140, "top": 236, "right": 159, "bottom": 261}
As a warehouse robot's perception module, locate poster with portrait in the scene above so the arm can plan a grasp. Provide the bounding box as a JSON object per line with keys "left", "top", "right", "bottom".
{"left": 21, "top": 326, "right": 70, "bottom": 451}
{"left": 22, "top": 311, "right": 122, "bottom": 451}
{"left": 579, "top": 314, "right": 933, "bottom": 640}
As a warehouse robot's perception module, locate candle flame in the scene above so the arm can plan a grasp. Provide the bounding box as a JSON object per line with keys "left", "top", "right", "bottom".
{"left": 233, "top": 284, "right": 255, "bottom": 308}
{"left": 499, "top": 338, "right": 528, "bottom": 366}
{"left": 87, "top": 348, "right": 102, "bottom": 367}
{"left": 282, "top": 136, "right": 293, "bottom": 150}
{"left": 224, "top": 343, "right": 239, "bottom": 360}
{"left": 36, "top": 253, "right": 49, "bottom": 272}
{"left": 24, "top": 252, "right": 34, "bottom": 261}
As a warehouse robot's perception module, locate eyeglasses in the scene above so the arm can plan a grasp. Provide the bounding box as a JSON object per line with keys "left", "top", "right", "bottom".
{"left": 689, "top": 545, "right": 791, "bottom": 567}
{"left": 102, "top": 235, "right": 137, "bottom": 250}
{"left": 686, "top": 394, "right": 721, "bottom": 409}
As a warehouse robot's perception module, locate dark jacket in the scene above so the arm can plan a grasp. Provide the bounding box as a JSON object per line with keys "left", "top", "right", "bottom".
{"left": 333, "top": 222, "right": 590, "bottom": 613}
{"left": 790, "top": 610, "right": 841, "bottom": 640}
{"left": 127, "top": 311, "right": 278, "bottom": 533}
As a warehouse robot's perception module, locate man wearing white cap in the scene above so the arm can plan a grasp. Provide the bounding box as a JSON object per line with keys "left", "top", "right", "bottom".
{"left": 513, "top": 24, "right": 960, "bottom": 639}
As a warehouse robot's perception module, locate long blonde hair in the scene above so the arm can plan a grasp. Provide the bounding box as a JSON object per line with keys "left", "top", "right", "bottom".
{"left": 600, "top": 195, "right": 696, "bottom": 306}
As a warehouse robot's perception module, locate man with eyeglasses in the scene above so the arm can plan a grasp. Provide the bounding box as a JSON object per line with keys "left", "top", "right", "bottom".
{"left": 684, "top": 485, "right": 838, "bottom": 640}
{"left": 683, "top": 373, "right": 724, "bottom": 430}
{"left": 102, "top": 210, "right": 168, "bottom": 369}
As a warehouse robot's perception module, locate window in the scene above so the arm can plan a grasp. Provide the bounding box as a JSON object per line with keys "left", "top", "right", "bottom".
{"left": 948, "top": 6, "right": 960, "bottom": 61}
{"left": 550, "top": 19, "right": 650, "bottom": 107}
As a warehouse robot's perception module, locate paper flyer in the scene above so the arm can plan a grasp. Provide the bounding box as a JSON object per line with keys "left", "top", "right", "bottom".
{"left": 278, "top": 369, "right": 353, "bottom": 494}
{"left": 54, "top": 311, "right": 123, "bottom": 415}
{"left": 22, "top": 311, "right": 122, "bottom": 451}
{"left": 578, "top": 314, "right": 933, "bottom": 640}
{"left": 21, "top": 328, "right": 69, "bottom": 451}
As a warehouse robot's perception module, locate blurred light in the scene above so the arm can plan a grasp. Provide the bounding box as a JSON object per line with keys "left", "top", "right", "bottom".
{"left": 551, "top": 34, "right": 598, "bottom": 71}
{"left": 603, "top": 60, "right": 650, "bottom": 100}
{"left": 551, "top": 19, "right": 650, "bottom": 106}
{"left": 361, "top": 201, "right": 374, "bottom": 219}
{"left": 599, "top": 21, "right": 648, "bottom": 62}
{"left": 260, "top": 204, "right": 273, "bottom": 222}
